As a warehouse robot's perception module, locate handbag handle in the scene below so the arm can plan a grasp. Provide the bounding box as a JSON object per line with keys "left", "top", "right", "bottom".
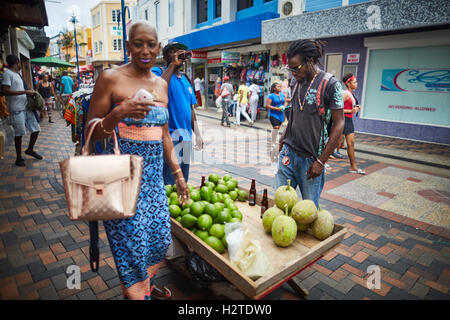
{"left": 82, "top": 118, "right": 120, "bottom": 155}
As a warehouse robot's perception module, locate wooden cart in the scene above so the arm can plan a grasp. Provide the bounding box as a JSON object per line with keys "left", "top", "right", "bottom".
{"left": 168, "top": 192, "right": 347, "bottom": 300}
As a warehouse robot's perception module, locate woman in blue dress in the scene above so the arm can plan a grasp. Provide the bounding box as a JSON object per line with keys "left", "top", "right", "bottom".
{"left": 86, "top": 22, "right": 190, "bottom": 300}
{"left": 266, "top": 82, "right": 288, "bottom": 165}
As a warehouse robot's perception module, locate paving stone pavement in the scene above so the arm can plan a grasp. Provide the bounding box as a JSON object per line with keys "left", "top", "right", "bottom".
{"left": 0, "top": 114, "right": 448, "bottom": 300}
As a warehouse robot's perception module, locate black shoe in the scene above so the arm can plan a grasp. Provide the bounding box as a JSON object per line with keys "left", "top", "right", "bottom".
{"left": 25, "top": 150, "right": 43, "bottom": 160}
{"left": 15, "top": 158, "right": 25, "bottom": 167}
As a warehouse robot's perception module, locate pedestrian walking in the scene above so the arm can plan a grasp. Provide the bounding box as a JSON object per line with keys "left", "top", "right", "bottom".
{"left": 341, "top": 73, "right": 365, "bottom": 174}
{"left": 266, "top": 82, "right": 287, "bottom": 164}
{"left": 248, "top": 78, "right": 260, "bottom": 122}
{"left": 1, "top": 54, "right": 42, "bottom": 167}
{"left": 60, "top": 71, "right": 73, "bottom": 107}
{"left": 281, "top": 79, "right": 292, "bottom": 122}
{"left": 277, "top": 39, "right": 345, "bottom": 209}
{"left": 235, "top": 80, "right": 253, "bottom": 126}
{"left": 36, "top": 73, "right": 59, "bottom": 123}
{"left": 153, "top": 41, "right": 204, "bottom": 186}
{"left": 85, "top": 22, "right": 190, "bottom": 300}
{"left": 220, "top": 76, "right": 234, "bottom": 127}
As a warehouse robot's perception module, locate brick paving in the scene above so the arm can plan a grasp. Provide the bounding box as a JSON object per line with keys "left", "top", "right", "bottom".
{"left": 0, "top": 114, "right": 449, "bottom": 300}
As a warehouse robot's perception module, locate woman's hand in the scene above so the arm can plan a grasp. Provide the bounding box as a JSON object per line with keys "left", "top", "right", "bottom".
{"left": 175, "top": 175, "right": 190, "bottom": 206}
{"left": 116, "top": 96, "right": 153, "bottom": 120}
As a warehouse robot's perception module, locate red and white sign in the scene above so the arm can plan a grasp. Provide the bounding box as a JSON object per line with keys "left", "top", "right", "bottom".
{"left": 347, "top": 53, "right": 360, "bottom": 63}
{"left": 192, "top": 50, "right": 207, "bottom": 59}
{"left": 207, "top": 58, "right": 222, "bottom": 64}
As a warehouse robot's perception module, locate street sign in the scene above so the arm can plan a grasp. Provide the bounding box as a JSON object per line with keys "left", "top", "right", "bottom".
{"left": 221, "top": 51, "right": 240, "bottom": 64}
{"left": 111, "top": 25, "right": 123, "bottom": 36}
{"left": 347, "top": 53, "right": 360, "bottom": 63}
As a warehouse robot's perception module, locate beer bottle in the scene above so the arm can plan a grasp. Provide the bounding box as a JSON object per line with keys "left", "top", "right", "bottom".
{"left": 201, "top": 175, "right": 206, "bottom": 188}
{"left": 261, "top": 189, "right": 268, "bottom": 218}
{"left": 249, "top": 178, "right": 256, "bottom": 206}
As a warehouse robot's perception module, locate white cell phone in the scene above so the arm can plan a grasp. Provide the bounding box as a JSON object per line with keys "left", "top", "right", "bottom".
{"left": 134, "top": 89, "right": 154, "bottom": 103}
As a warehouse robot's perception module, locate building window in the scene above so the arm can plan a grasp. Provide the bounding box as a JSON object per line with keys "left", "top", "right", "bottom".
{"left": 92, "top": 14, "right": 96, "bottom": 27}
{"left": 97, "top": 12, "right": 100, "bottom": 25}
{"left": 113, "top": 39, "right": 123, "bottom": 51}
{"left": 99, "top": 41, "right": 103, "bottom": 52}
{"left": 168, "top": 0, "right": 174, "bottom": 26}
{"left": 94, "top": 42, "right": 98, "bottom": 53}
{"left": 215, "top": 0, "right": 221, "bottom": 18}
{"left": 112, "top": 9, "right": 121, "bottom": 22}
{"left": 144, "top": 9, "right": 148, "bottom": 21}
{"left": 155, "top": 1, "right": 160, "bottom": 31}
{"left": 238, "top": 0, "right": 253, "bottom": 11}
{"left": 198, "top": 0, "right": 208, "bottom": 23}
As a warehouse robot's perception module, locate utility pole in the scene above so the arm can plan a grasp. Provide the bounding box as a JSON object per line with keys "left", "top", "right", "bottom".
{"left": 70, "top": 14, "right": 81, "bottom": 89}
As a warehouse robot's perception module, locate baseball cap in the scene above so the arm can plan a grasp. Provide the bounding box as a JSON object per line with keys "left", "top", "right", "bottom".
{"left": 163, "top": 42, "right": 188, "bottom": 55}
{"left": 223, "top": 76, "right": 230, "bottom": 81}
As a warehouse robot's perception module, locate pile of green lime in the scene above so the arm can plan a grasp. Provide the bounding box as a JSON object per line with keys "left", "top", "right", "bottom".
{"left": 166, "top": 174, "right": 248, "bottom": 254}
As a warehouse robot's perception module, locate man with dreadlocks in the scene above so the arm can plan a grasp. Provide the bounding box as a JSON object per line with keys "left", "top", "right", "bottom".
{"left": 277, "top": 39, "right": 345, "bottom": 209}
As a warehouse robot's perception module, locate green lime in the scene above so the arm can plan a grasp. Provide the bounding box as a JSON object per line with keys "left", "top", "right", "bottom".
{"left": 223, "top": 174, "right": 232, "bottom": 182}
{"left": 182, "top": 198, "right": 194, "bottom": 209}
{"left": 225, "top": 180, "right": 235, "bottom": 191}
{"left": 214, "top": 202, "right": 225, "bottom": 212}
{"left": 228, "top": 190, "right": 238, "bottom": 201}
{"left": 187, "top": 183, "right": 194, "bottom": 192}
{"left": 231, "top": 210, "right": 243, "bottom": 221}
{"left": 215, "top": 210, "right": 232, "bottom": 224}
{"left": 230, "top": 217, "right": 241, "bottom": 223}
{"left": 200, "top": 186, "right": 212, "bottom": 202}
{"left": 181, "top": 214, "right": 197, "bottom": 229}
{"left": 211, "top": 192, "right": 221, "bottom": 204}
{"left": 190, "top": 202, "right": 204, "bottom": 217}
{"left": 237, "top": 190, "right": 248, "bottom": 202}
{"left": 169, "top": 205, "right": 182, "bottom": 218}
{"left": 224, "top": 198, "right": 234, "bottom": 207}
{"left": 222, "top": 194, "right": 231, "bottom": 201}
{"left": 181, "top": 208, "right": 191, "bottom": 216}
{"left": 165, "top": 185, "right": 173, "bottom": 196}
{"left": 230, "top": 179, "right": 238, "bottom": 189}
{"left": 221, "top": 235, "right": 228, "bottom": 249}
{"left": 208, "top": 174, "right": 220, "bottom": 184}
{"left": 205, "top": 236, "right": 225, "bottom": 254}
{"left": 172, "top": 184, "right": 177, "bottom": 193}
{"left": 216, "top": 184, "right": 228, "bottom": 194}
{"left": 190, "top": 227, "right": 198, "bottom": 233}
{"left": 195, "top": 230, "right": 209, "bottom": 241}
{"left": 217, "top": 179, "right": 226, "bottom": 186}
{"left": 209, "top": 224, "right": 225, "bottom": 239}
{"left": 175, "top": 216, "right": 182, "bottom": 223}
{"left": 197, "top": 214, "right": 213, "bottom": 231}
{"left": 205, "top": 181, "right": 216, "bottom": 190}
{"left": 205, "top": 203, "right": 219, "bottom": 220}
{"left": 200, "top": 201, "right": 210, "bottom": 208}
{"left": 190, "top": 189, "right": 201, "bottom": 202}
{"left": 169, "top": 192, "right": 178, "bottom": 202}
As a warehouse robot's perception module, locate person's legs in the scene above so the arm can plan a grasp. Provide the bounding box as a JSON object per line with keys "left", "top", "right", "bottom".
{"left": 271, "top": 126, "right": 280, "bottom": 163}
{"left": 240, "top": 103, "right": 252, "bottom": 124}
{"left": 276, "top": 144, "right": 299, "bottom": 190}
{"left": 295, "top": 156, "right": 325, "bottom": 209}
{"left": 235, "top": 103, "right": 241, "bottom": 125}
{"left": 47, "top": 99, "right": 54, "bottom": 123}
{"left": 250, "top": 97, "right": 258, "bottom": 122}
{"left": 345, "top": 133, "right": 358, "bottom": 171}
{"left": 222, "top": 99, "right": 230, "bottom": 126}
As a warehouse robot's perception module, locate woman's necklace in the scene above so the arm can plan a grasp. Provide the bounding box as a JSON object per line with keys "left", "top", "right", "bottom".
{"left": 298, "top": 72, "right": 318, "bottom": 111}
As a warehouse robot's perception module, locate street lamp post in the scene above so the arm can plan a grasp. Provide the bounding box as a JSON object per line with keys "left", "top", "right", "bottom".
{"left": 120, "top": 0, "right": 130, "bottom": 63}
{"left": 70, "top": 14, "right": 81, "bottom": 89}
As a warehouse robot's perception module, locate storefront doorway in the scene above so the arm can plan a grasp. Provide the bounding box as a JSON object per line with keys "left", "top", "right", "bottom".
{"left": 207, "top": 64, "right": 222, "bottom": 108}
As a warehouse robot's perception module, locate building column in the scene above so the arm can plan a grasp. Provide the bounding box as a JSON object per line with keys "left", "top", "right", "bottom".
{"left": 222, "top": 0, "right": 237, "bottom": 24}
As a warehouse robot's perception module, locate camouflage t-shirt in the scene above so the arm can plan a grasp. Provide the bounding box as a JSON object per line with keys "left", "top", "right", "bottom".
{"left": 284, "top": 70, "right": 344, "bottom": 159}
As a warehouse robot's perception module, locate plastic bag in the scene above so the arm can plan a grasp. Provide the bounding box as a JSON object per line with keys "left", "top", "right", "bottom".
{"left": 231, "top": 230, "right": 273, "bottom": 280}
{"left": 215, "top": 96, "right": 222, "bottom": 110}
{"left": 225, "top": 222, "right": 244, "bottom": 261}
{"left": 185, "top": 252, "right": 224, "bottom": 288}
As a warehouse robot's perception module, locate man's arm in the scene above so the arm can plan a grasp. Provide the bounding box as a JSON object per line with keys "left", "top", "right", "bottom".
{"left": 191, "top": 105, "right": 203, "bottom": 150}
{"left": 2, "top": 85, "right": 33, "bottom": 96}
{"left": 159, "top": 51, "right": 186, "bottom": 85}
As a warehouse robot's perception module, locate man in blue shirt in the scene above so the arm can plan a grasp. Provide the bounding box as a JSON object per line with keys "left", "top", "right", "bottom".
{"left": 61, "top": 71, "right": 74, "bottom": 94}
{"left": 152, "top": 42, "right": 204, "bottom": 185}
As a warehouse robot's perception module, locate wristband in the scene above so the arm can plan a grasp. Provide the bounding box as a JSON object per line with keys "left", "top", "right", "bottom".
{"left": 316, "top": 159, "right": 325, "bottom": 167}
{"left": 172, "top": 168, "right": 182, "bottom": 175}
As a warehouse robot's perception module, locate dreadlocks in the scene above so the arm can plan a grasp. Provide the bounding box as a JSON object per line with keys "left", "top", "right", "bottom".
{"left": 286, "top": 39, "right": 326, "bottom": 80}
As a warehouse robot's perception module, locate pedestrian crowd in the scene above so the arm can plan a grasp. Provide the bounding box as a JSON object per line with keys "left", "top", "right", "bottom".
{"left": 1, "top": 20, "right": 366, "bottom": 300}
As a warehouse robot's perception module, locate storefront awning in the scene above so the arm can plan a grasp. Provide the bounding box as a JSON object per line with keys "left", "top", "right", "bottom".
{"left": 0, "top": 0, "right": 48, "bottom": 28}
{"left": 170, "top": 12, "right": 279, "bottom": 51}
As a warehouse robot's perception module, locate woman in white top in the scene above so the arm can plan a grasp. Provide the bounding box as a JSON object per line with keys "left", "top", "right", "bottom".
{"left": 248, "top": 78, "right": 260, "bottom": 122}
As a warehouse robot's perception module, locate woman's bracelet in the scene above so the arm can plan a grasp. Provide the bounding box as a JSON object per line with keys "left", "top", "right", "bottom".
{"left": 172, "top": 168, "right": 182, "bottom": 175}
{"left": 100, "top": 118, "right": 114, "bottom": 135}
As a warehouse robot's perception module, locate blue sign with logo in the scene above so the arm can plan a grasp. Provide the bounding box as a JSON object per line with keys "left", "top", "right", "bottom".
{"left": 381, "top": 69, "right": 450, "bottom": 93}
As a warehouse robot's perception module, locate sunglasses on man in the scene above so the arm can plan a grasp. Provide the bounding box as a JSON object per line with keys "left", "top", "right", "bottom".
{"left": 286, "top": 64, "right": 303, "bottom": 74}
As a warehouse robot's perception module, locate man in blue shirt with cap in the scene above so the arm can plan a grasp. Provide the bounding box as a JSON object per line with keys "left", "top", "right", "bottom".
{"left": 153, "top": 42, "right": 204, "bottom": 185}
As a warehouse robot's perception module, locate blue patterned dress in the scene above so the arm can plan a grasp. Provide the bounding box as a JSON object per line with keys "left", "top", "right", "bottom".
{"left": 103, "top": 104, "right": 171, "bottom": 289}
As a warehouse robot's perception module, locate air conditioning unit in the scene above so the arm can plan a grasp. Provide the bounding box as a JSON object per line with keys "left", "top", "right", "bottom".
{"left": 279, "top": 0, "right": 303, "bottom": 18}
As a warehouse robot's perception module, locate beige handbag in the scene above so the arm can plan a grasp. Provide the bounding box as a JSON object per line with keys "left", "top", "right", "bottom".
{"left": 59, "top": 119, "right": 143, "bottom": 221}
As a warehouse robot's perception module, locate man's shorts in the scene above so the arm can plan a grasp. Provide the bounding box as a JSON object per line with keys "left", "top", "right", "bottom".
{"left": 10, "top": 110, "right": 41, "bottom": 137}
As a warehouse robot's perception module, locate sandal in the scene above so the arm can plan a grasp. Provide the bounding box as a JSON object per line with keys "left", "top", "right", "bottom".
{"left": 349, "top": 168, "right": 366, "bottom": 175}
{"left": 151, "top": 286, "right": 172, "bottom": 300}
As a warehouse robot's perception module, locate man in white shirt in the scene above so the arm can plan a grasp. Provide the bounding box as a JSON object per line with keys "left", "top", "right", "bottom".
{"left": 194, "top": 77, "right": 202, "bottom": 107}
{"left": 248, "top": 79, "right": 260, "bottom": 122}
{"left": 1, "top": 55, "right": 42, "bottom": 167}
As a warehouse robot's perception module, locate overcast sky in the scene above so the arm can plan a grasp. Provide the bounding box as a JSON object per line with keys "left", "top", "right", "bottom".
{"left": 44, "top": 0, "right": 101, "bottom": 37}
